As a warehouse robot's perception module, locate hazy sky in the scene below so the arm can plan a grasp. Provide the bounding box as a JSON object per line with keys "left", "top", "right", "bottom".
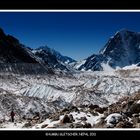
{"left": 0, "top": 12, "right": 140, "bottom": 60}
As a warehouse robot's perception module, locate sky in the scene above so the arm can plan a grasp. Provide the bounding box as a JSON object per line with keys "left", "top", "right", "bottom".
{"left": 0, "top": 11, "right": 140, "bottom": 60}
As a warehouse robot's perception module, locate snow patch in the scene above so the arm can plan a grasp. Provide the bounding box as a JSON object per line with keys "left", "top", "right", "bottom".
{"left": 122, "top": 64, "right": 140, "bottom": 70}
{"left": 0, "top": 122, "right": 25, "bottom": 129}
{"left": 137, "top": 100, "right": 140, "bottom": 104}
{"left": 75, "top": 60, "right": 86, "bottom": 69}
{"left": 105, "top": 113, "right": 122, "bottom": 127}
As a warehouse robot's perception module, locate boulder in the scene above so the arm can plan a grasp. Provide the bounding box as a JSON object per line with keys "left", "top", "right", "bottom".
{"left": 127, "top": 104, "right": 140, "bottom": 116}
{"left": 83, "top": 122, "right": 92, "bottom": 128}
{"left": 80, "top": 116, "right": 87, "bottom": 121}
{"left": 69, "top": 114, "right": 75, "bottom": 122}
{"left": 115, "top": 121, "right": 125, "bottom": 128}
{"left": 61, "top": 115, "right": 71, "bottom": 123}
{"left": 68, "top": 106, "right": 79, "bottom": 112}
{"left": 88, "top": 104, "right": 99, "bottom": 110}
{"left": 95, "top": 107, "right": 105, "bottom": 114}
{"left": 23, "top": 121, "right": 32, "bottom": 128}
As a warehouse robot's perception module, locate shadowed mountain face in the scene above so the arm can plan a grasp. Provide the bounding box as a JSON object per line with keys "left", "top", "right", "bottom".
{"left": 0, "top": 28, "right": 38, "bottom": 63}
{"left": 0, "top": 28, "right": 54, "bottom": 74}
{"left": 0, "top": 28, "right": 76, "bottom": 74}
{"left": 77, "top": 29, "right": 140, "bottom": 71}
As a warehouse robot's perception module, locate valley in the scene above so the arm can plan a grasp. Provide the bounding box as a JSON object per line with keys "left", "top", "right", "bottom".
{"left": 1, "top": 27, "right": 140, "bottom": 128}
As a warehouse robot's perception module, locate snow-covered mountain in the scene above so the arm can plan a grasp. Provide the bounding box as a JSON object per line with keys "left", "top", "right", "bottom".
{"left": 32, "top": 46, "right": 76, "bottom": 72}
{"left": 36, "top": 46, "right": 76, "bottom": 64}
{"left": 77, "top": 29, "right": 140, "bottom": 71}
{"left": 0, "top": 28, "right": 76, "bottom": 74}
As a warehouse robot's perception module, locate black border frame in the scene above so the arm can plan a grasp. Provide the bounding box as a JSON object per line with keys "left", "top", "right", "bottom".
{"left": 0, "top": 0, "right": 140, "bottom": 138}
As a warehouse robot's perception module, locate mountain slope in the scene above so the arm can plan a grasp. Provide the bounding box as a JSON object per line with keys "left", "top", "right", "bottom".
{"left": 0, "top": 28, "right": 54, "bottom": 74}
{"left": 35, "top": 46, "right": 76, "bottom": 64}
{"left": 77, "top": 29, "right": 140, "bottom": 71}
{"left": 32, "top": 46, "right": 76, "bottom": 72}
{"left": 0, "top": 28, "right": 37, "bottom": 63}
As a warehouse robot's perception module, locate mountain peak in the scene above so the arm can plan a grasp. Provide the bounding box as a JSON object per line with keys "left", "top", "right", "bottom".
{"left": 115, "top": 28, "right": 140, "bottom": 37}
{"left": 37, "top": 45, "right": 51, "bottom": 51}
{"left": 0, "top": 28, "right": 7, "bottom": 38}
{"left": 77, "top": 29, "right": 140, "bottom": 71}
{"left": 35, "top": 45, "right": 76, "bottom": 64}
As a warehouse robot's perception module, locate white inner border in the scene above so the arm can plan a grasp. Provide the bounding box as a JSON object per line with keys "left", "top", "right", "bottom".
{"left": 0, "top": 9, "right": 140, "bottom": 131}
{"left": 0, "top": 10, "right": 140, "bottom": 12}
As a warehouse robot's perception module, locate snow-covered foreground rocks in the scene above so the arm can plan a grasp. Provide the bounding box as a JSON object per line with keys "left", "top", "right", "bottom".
{"left": 0, "top": 122, "right": 25, "bottom": 129}
{"left": 1, "top": 65, "right": 140, "bottom": 128}
{"left": 32, "top": 108, "right": 104, "bottom": 129}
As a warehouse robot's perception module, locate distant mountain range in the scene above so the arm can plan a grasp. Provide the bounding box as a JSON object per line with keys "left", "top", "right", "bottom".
{"left": 0, "top": 28, "right": 76, "bottom": 74}
{"left": 1, "top": 27, "right": 140, "bottom": 73}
